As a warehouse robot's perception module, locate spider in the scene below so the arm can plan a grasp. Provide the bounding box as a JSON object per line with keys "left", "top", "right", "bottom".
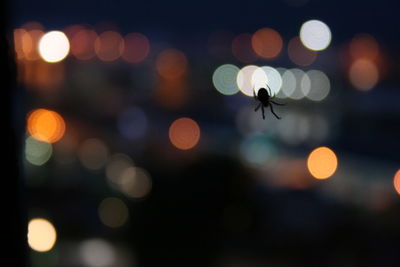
{"left": 254, "top": 85, "right": 284, "bottom": 120}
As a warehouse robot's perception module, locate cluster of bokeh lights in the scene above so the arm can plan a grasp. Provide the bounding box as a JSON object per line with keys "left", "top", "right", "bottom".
{"left": 213, "top": 64, "right": 330, "bottom": 101}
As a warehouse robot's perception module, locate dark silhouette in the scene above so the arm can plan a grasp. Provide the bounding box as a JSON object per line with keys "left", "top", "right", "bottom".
{"left": 254, "top": 85, "right": 284, "bottom": 120}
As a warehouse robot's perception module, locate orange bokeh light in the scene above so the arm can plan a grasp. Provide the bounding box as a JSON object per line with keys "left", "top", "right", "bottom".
{"left": 349, "top": 59, "right": 379, "bottom": 91}
{"left": 231, "top": 33, "right": 258, "bottom": 63}
{"left": 122, "top": 33, "right": 150, "bottom": 63}
{"left": 393, "top": 170, "right": 400, "bottom": 195}
{"left": 94, "top": 31, "right": 124, "bottom": 61}
{"left": 70, "top": 29, "right": 97, "bottom": 60}
{"left": 27, "top": 109, "right": 66, "bottom": 143}
{"left": 168, "top": 117, "right": 200, "bottom": 150}
{"left": 156, "top": 49, "right": 188, "bottom": 80}
{"left": 287, "top": 36, "right": 317, "bottom": 66}
{"left": 307, "top": 146, "right": 338, "bottom": 179}
{"left": 251, "top": 28, "right": 283, "bottom": 59}
{"left": 349, "top": 34, "right": 379, "bottom": 60}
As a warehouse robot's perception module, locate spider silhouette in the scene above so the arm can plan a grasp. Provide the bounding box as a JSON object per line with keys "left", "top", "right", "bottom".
{"left": 254, "top": 85, "right": 284, "bottom": 120}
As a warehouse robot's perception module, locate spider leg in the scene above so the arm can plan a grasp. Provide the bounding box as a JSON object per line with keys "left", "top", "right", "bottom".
{"left": 255, "top": 103, "right": 261, "bottom": 111}
{"left": 266, "top": 84, "right": 272, "bottom": 97}
{"left": 269, "top": 104, "right": 281, "bottom": 119}
{"left": 253, "top": 88, "right": 257, "bottom": 100}
{"left": 261, "top": 105, "right": 265, "bottom": 120}
{"left": 271, "top": 100, "right": 285, "bottom": 106}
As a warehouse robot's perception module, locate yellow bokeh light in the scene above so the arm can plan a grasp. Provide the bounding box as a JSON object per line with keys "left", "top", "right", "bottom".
{"left": 38, "top": 31, "right": 70, "bottom": 63}
{"left": 393, "top": 170, "right": 400, "bottom": 195}
{"left": 307, "top": 146, "right": 338, "bottom": 179}
{"left": 27, "top": 109, "right": 66, "bottom": 143}
{"left": 169, "top": 117, "right": 200, "bottom": 150}
{"left": 300, "top": 20, "right": 331, "bottom": 51}
{"left": 28, "top": 218, "right": 57, "bottom": 252}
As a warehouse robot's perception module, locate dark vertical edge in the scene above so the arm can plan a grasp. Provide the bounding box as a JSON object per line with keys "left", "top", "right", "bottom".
{"left": 2, "top": 0, "right": 28, "bottom": 266}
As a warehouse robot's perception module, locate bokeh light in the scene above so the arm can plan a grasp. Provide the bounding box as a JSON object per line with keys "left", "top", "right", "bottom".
{"left": 288, "top": 36, "right": 317, "bottom": 66}
{"left": 105, "top": 153, "right": 134, "bottom": 188}
{"left": 28, "top": 218, "right": 57, "bottom": 252}
{"left": 79, "top": 239, "right": 116, "bottom": 267}
{"left": 70, "top": 29, "right": 97, "bottom": 60}
{"left": 349, "top": 59, "right": 379, "bottom": 91}
{"left": 27, "top": 109, "right": 66, "bottom": 143}
{"left": 240, "top": 133, "right": 276, "bottom": 164}
{"left": 212, "top": 64, "right": 240, "bottom": 95}
{"left": 156, "top": 49, "right": 188, "bottom": 80}
{"left": 231, "top": 33, "right": 258, "bottom": 63}
{"left": 122, "top": 32, "right": 150, "bottom": 63}
{"left": 169, "top": 117, "right": 200, "bottom": 150}
{"left": 251, "top": 28, "right": 283, "bottom": 59}
{"left": 280, "top": 69, "right": 296, "bottom": 98}
{"left": 118, "top": 167, "right": 152, "bottom": 198}
{"left": 236, "top": 65, "right": 259, "bottom": 96}
{"left": 94, "top": 31, "right": 124, "bottom": 61}
{"left": 307, "top": 146, "right": 338, "bottom": 179}
{"left": 38, "top": 31, "right": 70, "bottom": 63}
{"left": 300, "top": 20, "right": 331, "bottom": 51}
{"left": 25, "top": 136, "right": 53, "bottom": 166}
{"left": 393, "top": 170, "right": 400, "bottom": 195}
{"left": 78, "top": 138, "right": 109, "bottom": 170}
{"left": 258, "top": 66, "right": 282, "bottom": 96}
{"left": 303, "top": 70, "right": 330, "bottom": 101}
{"left": 98, "top": 197, "right": 129, "bottom": 228}
{"left": 349, "top": 34, "right": 379, "bottom": 60}
{"left": 117, "top": 106, "right": 147, "bottom": 140}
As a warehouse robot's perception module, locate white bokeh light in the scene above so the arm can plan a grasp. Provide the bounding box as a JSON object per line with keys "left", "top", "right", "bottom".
{"left": 212, "top": 64, "right": 240, "bottom": 95}
{"left": 39, "top": 31, "right": 70, "bottom": 63}
{"left": 236, "top": 65, "right": 259, "bottom": 96}
{"left": 300, "top": 20, "right": 331, "bottom": 51}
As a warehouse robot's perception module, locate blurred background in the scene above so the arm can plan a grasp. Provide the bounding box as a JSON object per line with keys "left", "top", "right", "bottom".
{"left": 5, "top": 0, "right": 400, "bottom": 266}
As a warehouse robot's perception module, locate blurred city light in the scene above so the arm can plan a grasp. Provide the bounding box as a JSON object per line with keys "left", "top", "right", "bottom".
{"left": 105, "top": 153, "right": 134, "bottom": 188}
{"left": 394, "top": 170, "right": 400, "bottom": 195}
{"left": 98, "top": 197, "right": 129, "bottom": 228}
{"left": 280, "top": 69, "right": 296, "bottom": 98}
{"left": 300, "top": 20, "right": 331, "bottom": 51}
{"left": 118, "top": 167, "right": 152, "bottom": 198}
{"left": 212, "top": 64, "right": 240, "bottom": 95}
{"left": 259, "top": 66, "right": 282, "bottom": 96}
{"left": 27, "top": 109, "right": 66, "bottom": 143}
{"left": 156, "top": 48, "right": 188, "bottom": 80}
{"left": 251, "top": 28, "right": 283, "bottom": 59}
{"left": 70, "top": 29, "right": 97, "bottom": 60}
{"left": 38, "top": 31, "right": 70, "bottom": 63}
{"left": 240, "top": 133, "right": 277, "bottom": 164}
{"left": 349, "top": 58, "right": 379, "bottom": 91}
{"left": 303, "top": 70, "right": 330, "bottom": 101}
{"left": 78, "top": 138, "right": 109, "bottom": 170}
{"left": 25, "top": 136, "right": 53, "bottom": 166}
{"left": 169, "top": 117, "right": 200, "bottom": 150}
{"left": 231, "top": 33, "right": 258, "bottom": 63}
{"left": 79, "top": 239, "right": 116, "bottom": 267}
{"left": 236, "top": 65, "right": 258, "bottom": 96}
{"left": 307, "top": 146, "right": 338, "bottom": 179}
{"left": 94, "top": 31, "right": 124, "bottom": 61}
{"left": 288, "top": 36, "right": 317, "bottom": 66}
{"left": 27, "top": 218, "right": 57, "bottom": 252}
{"left": 349, "top": 34, "right": 379, "bottom": 60}
{"left": 122, "top": 32, "right": 150, "bottom": 63}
